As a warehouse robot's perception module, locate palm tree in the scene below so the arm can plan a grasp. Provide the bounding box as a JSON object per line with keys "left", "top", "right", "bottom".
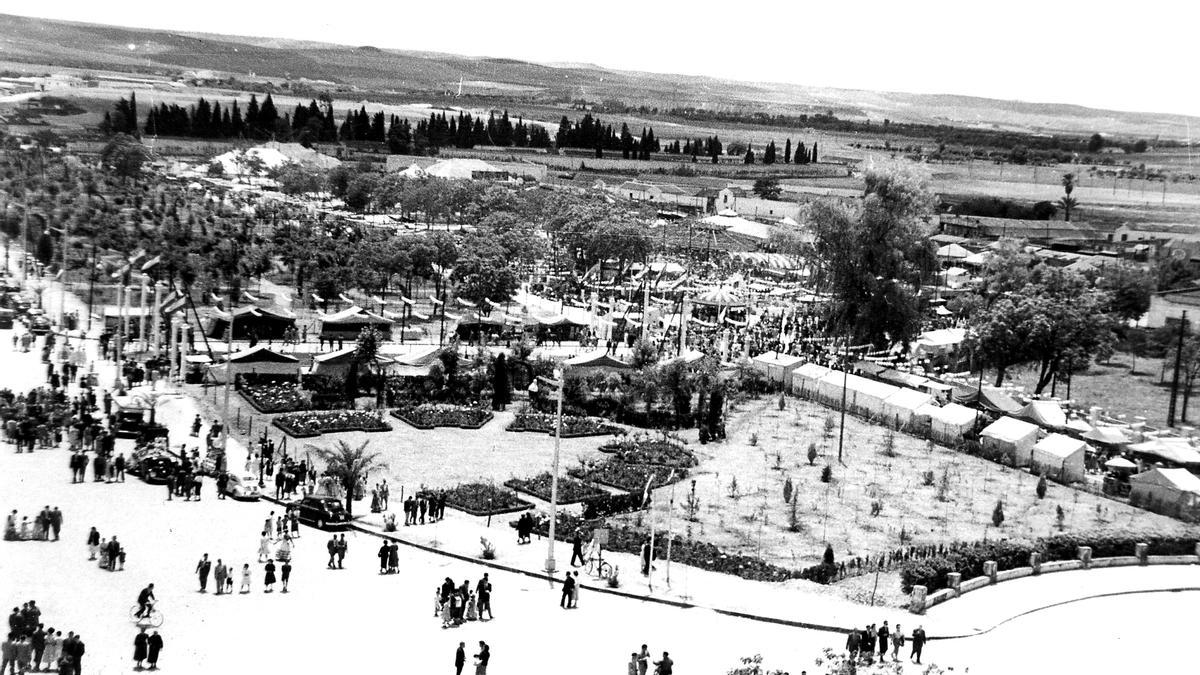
{"left": 1059, "top": 173, "right": 1078, "bottom": 222}
{"left": 313, "top": 440, "right": 388, "bottom": 517}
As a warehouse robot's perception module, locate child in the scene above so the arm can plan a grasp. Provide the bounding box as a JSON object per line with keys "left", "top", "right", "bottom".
{"left": 240, "top": 564, "right": 252, "bottom": 593}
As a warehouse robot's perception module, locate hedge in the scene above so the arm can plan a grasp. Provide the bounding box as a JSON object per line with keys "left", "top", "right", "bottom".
{"left": 900, "top": 532, "right": 1200, "bottom": 593}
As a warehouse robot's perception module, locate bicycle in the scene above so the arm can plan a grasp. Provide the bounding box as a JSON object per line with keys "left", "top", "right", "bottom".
{"left": 586, "top": 556, "right": 613, "bottom": 580}
{"left": 129, "top": 602, "right": 164, "bottom": 628}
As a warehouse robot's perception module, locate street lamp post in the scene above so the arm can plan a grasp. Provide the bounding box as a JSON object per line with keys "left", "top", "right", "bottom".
{"left": 545, "top": 367, "right": 564, "bottom": 575}
{"left": 221, "top": 308, "right": 236, "bottom": 464}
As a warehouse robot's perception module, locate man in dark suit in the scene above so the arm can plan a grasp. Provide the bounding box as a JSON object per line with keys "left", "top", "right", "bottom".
{"left": 196, "top": 554, "right": 211, "bottom": 592}
{"left": 49, "top": 508, "right": 62, "bottom": 541}
{"left": 454, "top": 642, "right": 465, "bottom": 675}
{"left": 559, "top": 572, "right": 575, "bottom": 609}
{"left": 910, "top": 625, "right": 926, "bottom": 664}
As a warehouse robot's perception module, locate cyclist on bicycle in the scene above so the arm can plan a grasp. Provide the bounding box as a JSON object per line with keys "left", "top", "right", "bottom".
{"left": 136, "top": 583, "right": 156, "bottom": 618}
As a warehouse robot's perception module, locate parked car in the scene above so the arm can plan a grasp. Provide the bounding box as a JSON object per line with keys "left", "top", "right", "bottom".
{"left": 128, "top": 452, "right": 179, "bottom": 485}
{"left": 291, "top": 495, "right": 351, "bottom": 529}
{"left": 28, "top": 315, "right": 51, "bottom": 335}
{"left": 226, "top": 473, "right": 262, "bottom": 501}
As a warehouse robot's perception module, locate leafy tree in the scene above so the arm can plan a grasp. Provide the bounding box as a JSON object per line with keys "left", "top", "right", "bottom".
{"left": 743, "top": 146, "right": 755, "bottom": 164}
{"left": 451, "top": 232, "right": 518, "bottom": 307}
{"left": 98, "top": 134, "right": 148, "bottom": 184}
{"left": 752, "top": 177, "right": 782, "bottom": 200}
{"left": 1093, "top": 263, "right": 1153, "bottom": 324}
{"left": 314, "top": 439, "right": 388, "bottom": 516}
{"left": 1087, "top": 133, "right": 1104, "bottom": 153}
{"left": 810, "top": 164, "right": 935, "bottom": 347}
{"left": 1157, "top": 257, "right": 1198, "bottom": 291}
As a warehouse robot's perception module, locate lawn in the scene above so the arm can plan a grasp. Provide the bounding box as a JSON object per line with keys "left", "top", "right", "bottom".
{"left": 609, "top": 395, "right": 1200, "bottom": 605}
{"left": 1003, "top": 352, "right": 1176, "bottom": 429}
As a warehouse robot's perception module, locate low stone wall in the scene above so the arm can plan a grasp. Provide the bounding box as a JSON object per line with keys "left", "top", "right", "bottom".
{"left": 909, "top": 542, "right": 1200, "bottom": 614}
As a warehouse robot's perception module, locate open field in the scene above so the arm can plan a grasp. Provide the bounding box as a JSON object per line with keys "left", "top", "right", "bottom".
{"left": 612, "top": 396, "right": 1199, "bottom": 590}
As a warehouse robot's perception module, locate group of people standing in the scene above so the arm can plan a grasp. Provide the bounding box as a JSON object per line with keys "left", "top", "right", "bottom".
{"left": 402, "top": 491, "right": 446, "bottom": 525}
{"left": 626, "top": 646, "right": 673, "bottom": 675}
{"left": 436, "top": 574, "right": 493, "bottom": 628}
{"left": 2, "top": 601, "right": 87, "bottom": 675}
{"left": 86, "top": 527, "right": 126, "bottom": 572}
{"left": 3, "top": 506, "right": 62, "bottom": 542}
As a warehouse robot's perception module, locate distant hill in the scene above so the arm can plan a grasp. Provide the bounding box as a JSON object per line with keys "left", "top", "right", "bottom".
{"left": 0, "top": 13, "right": 1195, "bottom": 140}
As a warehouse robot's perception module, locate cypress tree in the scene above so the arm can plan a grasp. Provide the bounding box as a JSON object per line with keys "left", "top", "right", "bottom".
{"left": 764, "top": 141, "right": 776, "bottom": 164}
{"left": 128, "top": 92, "right": 138, "bottom": 135}
{"left": 258, "top": 94, "right": 279, "bottom": 138}
{"left": 811, "top": 141, "right": 818, "bottom": 163}
{"left": 784, "top": 138, "right": 792, "bottom": 164}
{"left": 246, "top": 95, "right": 260, "bottom": 135}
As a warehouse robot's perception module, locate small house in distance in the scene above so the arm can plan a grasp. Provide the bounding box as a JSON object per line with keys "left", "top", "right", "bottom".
{"left": 750, "top": 352, "right": 805, "bottom": 385}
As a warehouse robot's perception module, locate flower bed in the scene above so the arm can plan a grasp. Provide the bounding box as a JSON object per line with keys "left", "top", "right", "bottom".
{"left": 598, "top": 435, "right": 697, "bottom": 468}
{"left": 522, "top": 513, "right": 800, "bottom": 583}
{"left": 241, "top": 382, "right": 310, "bottom": 414}
{"left": 273, "top": 410, "right": 392, "bottom": 438}
{"left": 504, "top": 472, "right": 608, "bottom": 505}
{"left": 568, "top": 458, "right": 689, "bottom": 493}
{"left": 443, "top": 482, "right": 533, "bottom": 517}
{"left": 391, "top": 404, "right": 493, "bottom": 430}
{"left": 506, "top": 411, "right": 623, "bottom": 438}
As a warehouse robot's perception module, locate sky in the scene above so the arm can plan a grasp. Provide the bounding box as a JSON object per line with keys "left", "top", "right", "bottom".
{"left": 3, "top": 1, "right": 1196, "bottom": 116}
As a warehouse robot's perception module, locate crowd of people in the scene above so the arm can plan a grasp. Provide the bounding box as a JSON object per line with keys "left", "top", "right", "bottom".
{"left": 2, "top": 600, "right": 87, "bottom": 675}
{"left": 845, "top": 621, "right": 927, "bottom": 665}
{"left": 437, "top": 573, "right": 493, "bottom": 629}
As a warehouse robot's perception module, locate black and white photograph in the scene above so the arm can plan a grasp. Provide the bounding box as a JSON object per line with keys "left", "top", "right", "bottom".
{"left": 0, "top": 2, "right": 1196, "bottom": 673}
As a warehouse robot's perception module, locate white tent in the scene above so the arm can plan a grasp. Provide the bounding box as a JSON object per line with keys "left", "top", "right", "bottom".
{"left": 817, "top": 371, "right": 899, "bottom": 418}
{"left": 751, "top": 352, "right": 805, "bottom": 384}
{"left": 1031, "top": 433, "right": 1088, "bottom": 482}
{"left": 1129, "top": 467, "right": 1200, "bottom": 516}
{"left": 700, "top": 213, "right": 773, "bottom": 240}
{"left": 1017, "top": 400, "right": 1068, "bottom": 429}
{"left": 927, "top": 402, "right": 976, "bottom": 444}
{"left": 936, "top": 243, "right": 971, "bottom": 259}
{"left": 425, "top": 158, "right": 499, "bottom": 180}
{"left": 882, "top": 388, "right": 935, "bottom": 428}
{"left": 791, "top": 363, "right": 831, "bottom": 397}
{"left": 397, "top": 164, "right": 427, "bottom": 179}
{"left": 980, "top": 416, "right": 1040, "bottom": 466}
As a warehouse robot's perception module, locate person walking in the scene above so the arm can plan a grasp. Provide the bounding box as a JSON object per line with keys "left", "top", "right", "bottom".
{"left": 48, "top": 508, "right": 62, "bottom": 541}
{"left": 876, "top": 622, "right": 890, "bottom": 662}
{"left": 196, "top": 554, "right": 211, "bottom": 592}
{"left": 146, "top": 632, "right": 162, "bottom": 671}
{"left": 570, "top": 532, "right": 584, "bottom": 567}
{"left": 326, "top": 536, "right": 337, "bottom": 569}
{"left": 30, "top": 625, "right": 45, "bottom": 673}
{"left": 387, "top": 543, "right": 399, "bottom": 575}
{"left": 476, "top": 574, "right": 492, "bottom": 620}
{"left": 473, "top": 641, "right": 489, "bottom": 675}
{"left": 258, "top": 533, "right": 271, "bottom": 563}
{"left": 454, "top": 642, "right": 465, "bottom": 675}
{"left": 570, "top": 571, "right": 581, "bottom": 608}
{"left": 86, "top": 528, "right": 99, "bottom": 561}
{"left": 335, "top": 534, "right": 347, "bottom": 569}
{"left": 891, "top": 624, "right": 905, "bottom": 662}
{"left": 910, "top": 625, "right": 926, "bottom": 665}
{"left": 239, "top": 564, "right": 251, "bottom": 594}
{"left": 377, "top": 541, "right": 389, "bottom": 574}
{"left": 263, "top": 559, "right": 276, "bottom": 593}
{"left": 559, "top": 572, "right": 575, "bottom": 609}
{"left": 133, "top": 628, "right": 148, "bottom": 670}
{"left": 280, "top": 561, "right": 291, "bottom": 593}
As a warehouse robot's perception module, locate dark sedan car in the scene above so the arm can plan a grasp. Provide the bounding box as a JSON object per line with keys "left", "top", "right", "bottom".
{"left": 291, "top": 495, "right": 351, "bottom": 529}
{"left": 28, "top": 315, "right": 52, "bottom": 335}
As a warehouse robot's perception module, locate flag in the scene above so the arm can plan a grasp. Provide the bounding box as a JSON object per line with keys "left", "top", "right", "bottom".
{"left": 400, "top": 296, "right": 415, "bottom": 306}
{"left": 209, "top": 292, "right": 221, "bottom": 304}
{"left": 242, "top": 291, "right": 260, "bottom": 302}
{"left": 456, "top": 297, "right": 476, "bottom": 308}
{"left": 429, "top": 295, "right": 444, "bottom": 306}
{"left": 641, "top": 473, "right": 657, "bottom": 508}
{"left": 161, "top": 294, "right": 187, "bottom": 316}
{"left": 110, "top": 264, "right": 130, "bottom": 280}
{"left": 311, "top": 293, "right": 324, "bottom": 303}
{"left": 370, "top": 295, "right": 386, "bottom": 305}
{"left": 140, "top": 255, "right": 161, "bottom": 272}
{"left": 128, "top": 248, "right": 147, "bottom": 264}
{"left": 338, "top": 293, "right": 355, "bottom": 305}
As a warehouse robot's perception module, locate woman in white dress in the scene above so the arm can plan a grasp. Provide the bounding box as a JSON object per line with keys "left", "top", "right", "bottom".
{"left": 240, "top": 563, "right": 252, "bottom": 593}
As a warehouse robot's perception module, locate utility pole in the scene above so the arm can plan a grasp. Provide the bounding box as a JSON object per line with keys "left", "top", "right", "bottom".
{"left": 1168, "top": 311, "right": 1187, "bottom": 426}
{"left": 86, "top": 244, "right": 96, "bottom": 331}
{"left": 837, "top": 332, "right": 850, "bottom": 464}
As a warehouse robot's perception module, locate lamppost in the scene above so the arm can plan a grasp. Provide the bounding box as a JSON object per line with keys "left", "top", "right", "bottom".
{"left": 545, "top": 367, "right": 565, "bottom": 575}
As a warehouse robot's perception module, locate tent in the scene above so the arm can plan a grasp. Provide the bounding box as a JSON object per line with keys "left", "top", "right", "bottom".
{"left": 1017, "top": 400, "right": 1067, "bottom": 429}
{"left": 1083, "top": 426, "right": 1131, "bottom": 448}
{"left": 791, "top": 363, "right": 831, "bottom": 397}
{"left": 1129, "top": 467, "right": 1200, "bottom": 517}
{"left": 967, "top": 387, "right": 1023, "bottom": 414}
{"left": 1104, "top": 456, "right": 1137, "bottom": 470}
{"left": 692, "top": 287, "right": 745, "bottom": 307}
{"left": 751, "top": 352, "right": 805, "bottom": 384}
{"left": 928, "top": 402, "right": 977, "bottom": 444}
{"left": 816, "top": 371, "right": 899, "bottom": 418}
{"left": 1128, "top": 438, "right": 1200, "bottom": 469}
{"left": 207, "top": 305, "right": 296, "bottom": 341}
{"left": 914, "top": 328, "right": 966, "bottom": 356}
{"left": 319, "top": 306, "right": 394, "bottom": 341}
{"left": 878, "top": 369, "right": 930, "bottom": 390}
{"left": 882, "top": 388, "right": 935, "bottom": 428}
{"left": 309, "top": 346, "right": 396, "bottom": 378}
{"left": 389, "top": 346, "right": 447, "bottom": 378}
{"left": 1031, "top": 433, "right": 1088, "bottom": 482}
{"left": 980, "top": 416, "right": 1040, "bottom": 466}
{"left": 563, "top": 351, "right": 630, "bottom": 371}
{"left": 209, "top": 346, "right": 299, "bottom": 383}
